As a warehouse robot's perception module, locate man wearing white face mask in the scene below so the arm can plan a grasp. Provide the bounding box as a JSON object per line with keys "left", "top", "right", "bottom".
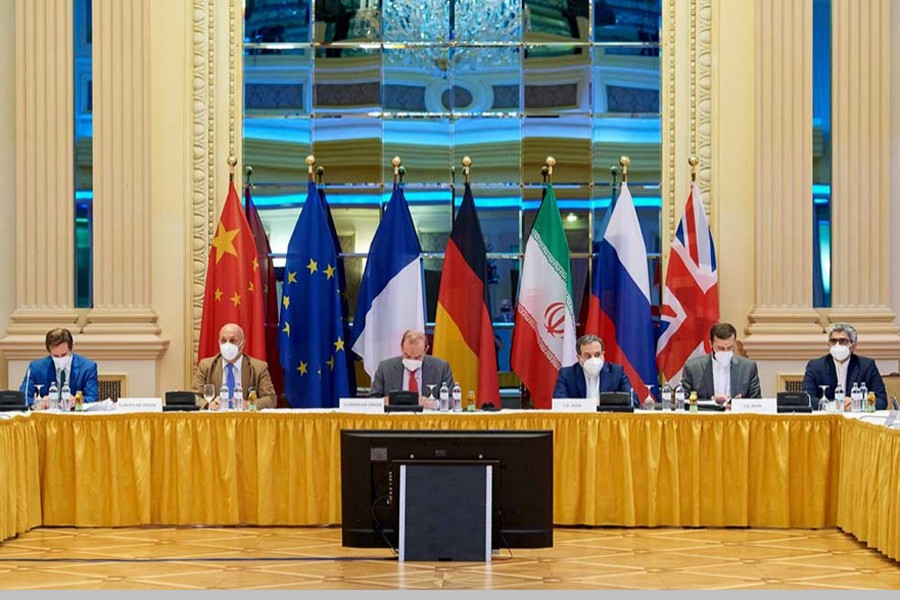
{"left": 368, "top": 330, "right": 454, "bottom": 407}
{"left": 552, "top": 335, "right": 632, "bottom": 405}
{"left": 681, "top": 323, "right": 761, "bottom": 403}
{"left": 802, "top": 322, "right": 887, "bottom": 411}
{"left": 192, "top": 322, "right": 276, "bottom": 410}
{"left": 19, "top": 328, "right": 99, "bottom": 408}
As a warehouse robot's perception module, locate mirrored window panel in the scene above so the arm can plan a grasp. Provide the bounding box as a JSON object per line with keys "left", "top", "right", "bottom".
{"left": 245, "top": 0, "right": 311, "bottom": 44}
{"left": 525, "top": 0, "right": 589, "bottom": 43}
{"left": 315, "top": 0, "right": 381, "bottom": 43}
{"left": 384, "top": 47, "right": 451, "bottom": 114}
{"left": 244, "top": 49, "right": 312, "bottom": 116}
{"left": 592, "top": 115, "right": 661, "bottom": 184}
{"left": 592, "top": 46, "right": 660, "bottom": 114}
{"left": 452, "top": 47, "right": 521, "bottom": 116}
{"left": 525, "top": 44, "right": 590, "bottom": 115}
{"left": 313, "top": 47, "right": 382, "bottom": 114}
{"left": 383, "top": 118, "right": 451, "bottom": 184}
{"left": 312, "top": 117, "right": 383, "bottom": 184}
{"left": 408, "top": 197, "right": 454, "bottom": 253}
{"left": 523, "top": 116, "right": 591, "bottom": 184}
{"left": 243, "top": 117, "right": 311, "bottom": 184}
{"left": 453, "top": 117, "right": 521, "bottom": 184}
{"left": 384, "top": 0, "right": 449, "bottom": 43}
{"left": 592, "top": 0, "right": 662, "bottom": 44}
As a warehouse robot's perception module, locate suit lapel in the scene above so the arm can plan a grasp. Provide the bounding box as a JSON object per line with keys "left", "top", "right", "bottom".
{"left": 211, "top": 357, "right": 224, "bottom": 388}
{"left": 701, "top": 357, "right": 714, "bottom": 397}
{"left": 390, "top": 359, "right": 405, "bottom": 393}
{"left": 241, "top": 358, "right": 252, "bottom": 391}
{"left": 577, "top": 364, "right": 589, "bottom": 397}
{"left": 729, "top": 360, "right": 739, "bottom": 396}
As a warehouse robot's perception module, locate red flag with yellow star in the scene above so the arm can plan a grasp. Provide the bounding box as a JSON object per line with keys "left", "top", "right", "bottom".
{"left": 198, "top": 181, "right": 267, "bottom": 362}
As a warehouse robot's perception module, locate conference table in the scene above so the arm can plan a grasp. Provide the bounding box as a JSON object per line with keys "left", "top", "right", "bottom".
{"left": 1, "top": 409, "right": 898, "bottom": 563}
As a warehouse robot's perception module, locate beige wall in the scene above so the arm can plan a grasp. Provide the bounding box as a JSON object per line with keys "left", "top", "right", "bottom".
{"left": 0, "top": 0, "right": 15, "bottom": 388}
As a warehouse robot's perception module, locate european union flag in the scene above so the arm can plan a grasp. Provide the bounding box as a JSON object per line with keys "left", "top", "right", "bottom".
{"left": 279, "top": 181, "right": 350, "bottom": 408}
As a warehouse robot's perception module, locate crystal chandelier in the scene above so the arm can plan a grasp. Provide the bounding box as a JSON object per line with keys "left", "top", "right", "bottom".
{"left": 351, "top": 0, "right": 525, "bottom": 76}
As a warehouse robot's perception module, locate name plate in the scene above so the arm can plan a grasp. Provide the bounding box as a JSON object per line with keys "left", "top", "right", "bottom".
{"left": 552, "top": 398, "right": 596, "bottom": 412}
{"left": 730, "top": 397, "right": 777, "bottom": 414}
{"left": 116, "top": 397, "right": 163, "bottom": 413}
{"left": 339, "top": 397, "right": 385, "bottom": 414}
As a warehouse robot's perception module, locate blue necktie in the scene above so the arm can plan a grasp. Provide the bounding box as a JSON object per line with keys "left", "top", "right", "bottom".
{"left": 226, "top": 364, "right": 235, "bottom": 399}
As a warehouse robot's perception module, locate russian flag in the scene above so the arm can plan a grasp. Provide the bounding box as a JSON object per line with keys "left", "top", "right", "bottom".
{"left": 350, "top": 185, "right": 425, "bottom": 378}
{"left": 584, "top": 181, "right": 657, "bottom": 400}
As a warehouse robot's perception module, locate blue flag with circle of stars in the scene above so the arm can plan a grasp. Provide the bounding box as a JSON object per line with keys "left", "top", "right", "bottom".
{"left": 278, "top": 181, "right": 350, "bottom": 408}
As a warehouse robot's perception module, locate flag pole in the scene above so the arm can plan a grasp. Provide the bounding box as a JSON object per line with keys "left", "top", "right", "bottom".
{"left": 689, "top": 155, "right": 699, "bottom": 182}
{"left": 244, "top": 165, "right": 253, "bottom": 189}
{"left": 316, "top": 166, "right": 325, "bottom": 185}
{"left": 619, "top": 155, "right": 630, "bottom": 183}
{"left": 392, "top": 156, "right": 403, "bottom": 186}
{"left": 544, "top": 156, "right": 555, "bottom": 184}
{"left": 462, "top": 155, "right": 472, "bottom": 185}
{"left": 305, "top": 154, "right": 316, "bottom": 182}
{"left": 228, "top": 156, "right": 237, "bottom": 183}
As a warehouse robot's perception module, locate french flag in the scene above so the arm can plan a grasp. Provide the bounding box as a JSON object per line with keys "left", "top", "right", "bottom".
{"left": 584, "top": 181, "right": 657, "bottom": 400}
{"left": 350, "top": 185, "right": 425, "bottom": 377}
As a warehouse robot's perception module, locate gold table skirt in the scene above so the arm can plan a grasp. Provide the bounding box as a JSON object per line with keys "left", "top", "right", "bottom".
{"left": 2, "top": 411, "right": 897, "bottom": 561}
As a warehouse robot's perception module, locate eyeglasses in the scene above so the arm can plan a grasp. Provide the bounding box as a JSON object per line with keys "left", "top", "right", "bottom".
{"left": 828, "top": 338, "right": 853, "bottom": 346}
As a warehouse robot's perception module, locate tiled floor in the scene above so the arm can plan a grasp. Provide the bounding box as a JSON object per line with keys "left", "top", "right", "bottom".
{"left": 0, "top": 526, "right": 897, "bottom": 590}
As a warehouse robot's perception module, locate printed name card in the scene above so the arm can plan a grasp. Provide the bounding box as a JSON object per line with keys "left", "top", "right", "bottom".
{"left": 116, "top": 397, "right": 164, "bottom": 413}
{"left": 339, "top": 397, "right": 385, "bottom": 414}
{"left": 552, "top": 398, "right": 596, "bottom": 413}
{"left": 730, "top": 398, "right": 777, "bottom": 415}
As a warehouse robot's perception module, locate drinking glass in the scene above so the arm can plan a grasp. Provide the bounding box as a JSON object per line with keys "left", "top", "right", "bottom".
{"left": 33, "top": 384, "right": 44, "bottom": 410}
{"left": 818, "top": 384, "right": 830, "bottom": 411}
{"left": 642, "top": 384, "right": 656, "bottom": 410}
{"left": 202, "top": 384, "right": 216, "bottom": 407}
{"left": 425, "top": 384, "right": 438, "bottom": 410}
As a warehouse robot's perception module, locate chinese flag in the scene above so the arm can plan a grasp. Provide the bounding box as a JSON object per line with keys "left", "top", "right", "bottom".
{"left": 198, "top": 181, "right": 266, "bottom": 362}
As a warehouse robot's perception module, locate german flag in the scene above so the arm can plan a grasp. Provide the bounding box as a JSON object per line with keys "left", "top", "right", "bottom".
{"left": 433, "top": 183, "right": 500, "bottom": 408}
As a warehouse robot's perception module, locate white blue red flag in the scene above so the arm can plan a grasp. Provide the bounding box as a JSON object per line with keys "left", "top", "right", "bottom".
{"left": 655, "top": 181, "right": 719, "bottom": 383}
{"left": 584, "top": 181, "right": 657, "bottom": 399}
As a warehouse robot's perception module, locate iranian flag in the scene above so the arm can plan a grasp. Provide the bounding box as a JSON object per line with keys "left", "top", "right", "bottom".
{"left": 510, "top": 184, "right": 577, "bottom": 408}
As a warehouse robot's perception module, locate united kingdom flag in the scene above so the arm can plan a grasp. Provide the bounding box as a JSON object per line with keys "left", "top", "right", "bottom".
{"left": 655, "top": 181, "right": 719, "bottom": 383}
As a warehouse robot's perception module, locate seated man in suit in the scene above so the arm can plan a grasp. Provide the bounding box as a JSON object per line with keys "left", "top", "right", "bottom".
{"left": 192, "top": 322, "right": 277, "bottom": 410}
{"left": 553, "top": 334, "right": 634, "bottom": 406}
{"left": 802, "top": 322, "right": 887, "bottom": 411}
{"left": 681, "top": 322, "right": 761, "bottom": 403}
{"left": 20, "top": 327, "right": 99, "bottom": 408}
{"left": 368, "top": 329, "right": 454, "bottom": 407}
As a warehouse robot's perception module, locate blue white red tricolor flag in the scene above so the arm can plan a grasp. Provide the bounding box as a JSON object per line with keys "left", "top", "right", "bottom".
{"left": 584, "top": 181, "right": 657, "bottom": 400}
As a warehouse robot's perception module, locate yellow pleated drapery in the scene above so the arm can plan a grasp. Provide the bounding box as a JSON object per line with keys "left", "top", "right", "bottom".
{"left": 31, "top": 411, "right": 842, "bottom": 531}
{"left": 837, "top": 418, "right": 900, "bottom": 561}
{"left": 0, "top": 416, "right": 42, "bottom": 542}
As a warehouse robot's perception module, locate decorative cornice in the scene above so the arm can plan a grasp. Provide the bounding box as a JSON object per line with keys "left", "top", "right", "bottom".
{"left": 664, "top": 0, "right": 676, "bottom": 240}
{"left": 0, "top": 334, "right": 169, "bottom": 361}
{"left": 695, "top": 0, "right": 712, "bottom": 203}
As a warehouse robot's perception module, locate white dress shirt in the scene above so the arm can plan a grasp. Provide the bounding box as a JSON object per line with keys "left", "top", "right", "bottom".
{"left": 712, "top": 359, "right": 731, "bottom": 397}
{"left": 585, "top": 371, "right": 600, "bottom": 402}
{"left": 221, "top": 355, "right": 244, "bottom": 392}
{"left": 834, "top": 358, "right": 849, "bottom": 394}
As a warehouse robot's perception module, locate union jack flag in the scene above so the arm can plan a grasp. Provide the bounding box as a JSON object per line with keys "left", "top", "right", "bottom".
{"left": 656, "top": 181, "right": 719, "bottom": 383}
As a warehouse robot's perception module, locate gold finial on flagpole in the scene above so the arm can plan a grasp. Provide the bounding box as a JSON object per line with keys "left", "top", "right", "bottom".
{"left": 462, "top": 156, "right": 472, "bottom": 185}
{"left": 305, "top": 155, "right": 316, "bottom": 181}
{"left": 227, "top": 156, "right": 237, "bottom": 181}
{"left": 392, "top": 156, "right": 402, "bottom": 185}
{"left": 545, "top": 156, "right": 556, "bottom": 183}
{"left": 619, "top": 155, "right": 630, "bottom": 183}
{"left": 244, "top": 165, "right": 253, "bottom": 188}
{"left": 316, "top": 165, "right": 325, "bottom": 185}
{"left": 689, "top": 155, "right": 699, "bottom": 182}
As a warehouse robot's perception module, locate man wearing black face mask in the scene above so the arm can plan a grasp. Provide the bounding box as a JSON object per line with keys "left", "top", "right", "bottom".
{"left": 20, "top": 328, "right": 99, "bottom": 408}
{"left": 681, "top": 322, "right": 761, "bottom": 404}
{"left": 192, "top": 322, "right": 276, "bottom": 410}
{"left": 802, "top": 322, "right": 887, "bottom": 411}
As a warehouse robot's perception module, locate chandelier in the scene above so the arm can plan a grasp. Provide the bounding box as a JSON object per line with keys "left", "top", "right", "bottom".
{"left": 350, "top": 0, "right": 526, "bottom": 75}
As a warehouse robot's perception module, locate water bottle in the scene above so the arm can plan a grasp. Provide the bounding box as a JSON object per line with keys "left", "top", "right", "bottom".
{"left": 439, "top": 382, "right": 450, "bottom": 412}
{"left": 661, "top": 383, "right": 673, "bottom": 411}
{"left": 233, "top": 382, "right": 243, "bottom": 412}
{"left": 48, "top": 381, "right": 59, "bottom": 411}
{"left": 834, "top": 383, "right": 845, "bottom": 413}
{"left": 850, "top": 382, "right": 861, "bottom": 413}
{"left": 60, "top": 382, "right": 71, "bottom": 412}
{"left": 219, "top": 383, "right": 229, "bottom": 411}
{"left": 858, "top": 382, "right": 868, "bottom": 413}
{"left": 451, "top": 382, "right": 462, "bottom": 412}
{"left": 674, "top": 382, "right": 686, "bottom": 411}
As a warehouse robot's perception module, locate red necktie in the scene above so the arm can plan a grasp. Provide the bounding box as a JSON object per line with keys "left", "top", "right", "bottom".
{"left": 408, "top": 370, "right": 418, "bottom": 392}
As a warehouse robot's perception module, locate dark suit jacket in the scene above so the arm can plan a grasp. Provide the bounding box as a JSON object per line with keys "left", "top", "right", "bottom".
{"left": 681, "top": 354, "right": 762, "bottom": 400}
{"left": 192, "top": 354, "right": 277, "bottom": 409}
{"left": 552, "top": 362, "right": 634, "bottom": 406}
{"left": 802, "top": 353, "right": 887, "bottom": 410}
{"left": 20, "top": 353, "right": 99, "bottom": 404}
{"left": 368, "top": 355, "right": 454, "bottom": 397}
